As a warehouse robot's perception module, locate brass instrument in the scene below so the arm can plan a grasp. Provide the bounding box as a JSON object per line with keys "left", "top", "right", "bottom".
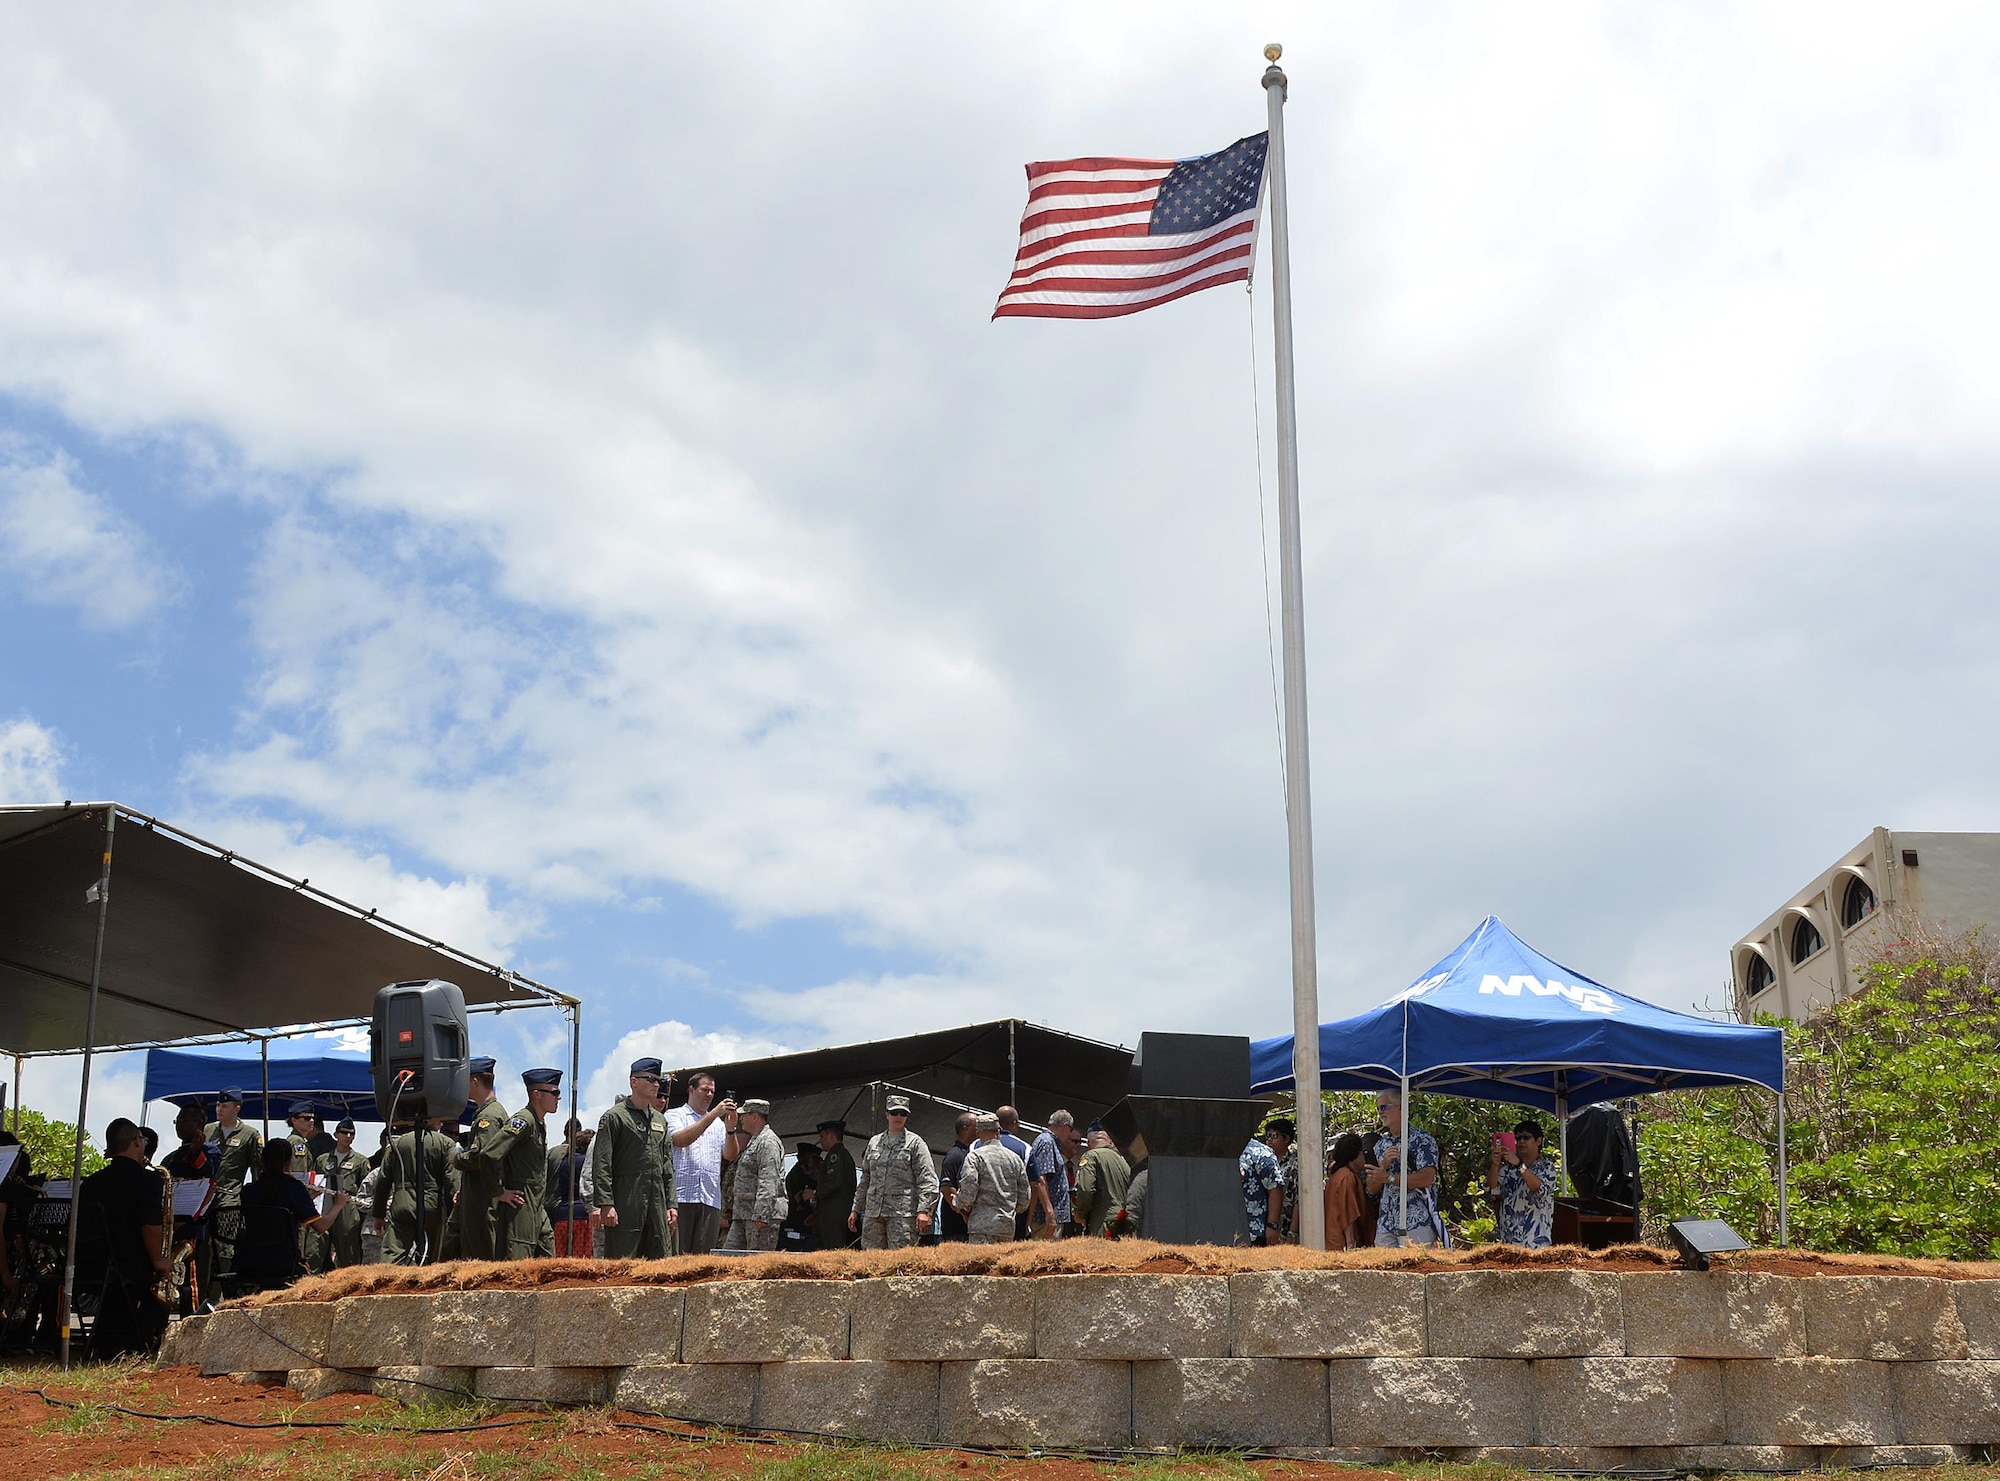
{"left": 155, "top": 1170, "right": 197, "bottom": 1309}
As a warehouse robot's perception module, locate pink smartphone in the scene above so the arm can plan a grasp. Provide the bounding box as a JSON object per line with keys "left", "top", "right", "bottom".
{"left": 1493, "top": 1132, "right": 1516, "bottom": 1154}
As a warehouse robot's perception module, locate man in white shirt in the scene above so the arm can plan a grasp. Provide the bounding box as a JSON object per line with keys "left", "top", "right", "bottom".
{"left": 666, "top": 1070, "right": 737, "bottom": 1255}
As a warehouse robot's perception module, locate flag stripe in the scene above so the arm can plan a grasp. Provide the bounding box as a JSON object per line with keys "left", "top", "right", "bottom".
{"left": 995, "top": 135, "right": 1268, "bottom": 321}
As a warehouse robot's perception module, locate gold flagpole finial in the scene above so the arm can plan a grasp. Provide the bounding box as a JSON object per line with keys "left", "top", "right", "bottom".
{"left": 1264, "top": 42, "right": 1282, "bottom": 62}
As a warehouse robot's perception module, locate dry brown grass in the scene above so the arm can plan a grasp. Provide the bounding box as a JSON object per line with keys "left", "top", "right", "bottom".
{"left": 232, "top": 1238, "right": 2000, "bottom": 1306}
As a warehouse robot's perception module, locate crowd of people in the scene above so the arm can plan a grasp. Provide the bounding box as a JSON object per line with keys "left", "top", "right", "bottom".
{"left": 0, "top": 1058, "right": 1565, "bottom": 1357}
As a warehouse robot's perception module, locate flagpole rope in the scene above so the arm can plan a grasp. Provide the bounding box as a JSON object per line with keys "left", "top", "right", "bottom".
{"left": 1247, "top": 282, "right": 1288, "bottom": 806}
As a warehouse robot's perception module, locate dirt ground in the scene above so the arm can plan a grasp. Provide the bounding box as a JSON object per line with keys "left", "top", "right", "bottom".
{"left": 3, "top": 1363, "right": 1997, "bottom": 1481}
{"left": 237, "top": 1239, "right": 2000, "bottom": 1306}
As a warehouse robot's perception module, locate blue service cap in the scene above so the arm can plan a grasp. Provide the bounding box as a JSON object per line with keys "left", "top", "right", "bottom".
{"left": 630, "top": 1057, "right": 664, "bottom": 1078}
{"left": 523, "top": 1067, "right": 562, "bottom": 1089}
{"left": 469, "top": 1056, "right": 498, "bottom": 1077}
{"left": 287, "top": 1101, "right": 315, "bottom": 1118}
{"left": 335, "top": 1117, "right": 356, "bottom": 1133}
{"left": 217, "top": 1087, "right": 243, "bottom": 1104}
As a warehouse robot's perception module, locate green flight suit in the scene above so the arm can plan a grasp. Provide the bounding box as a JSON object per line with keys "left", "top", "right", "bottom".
{"left": 314, "top": 1148, "right": 372, "bottom": 1267}
{"left": 203, "top": 1119, "right": 262, "bottom": 1277}
{"left": 483, "top": 1108, "right": 552, "bottom": 1259}
{"left": 452, "top": 1095, "right": 509, "bottom": 1261}
{"left": 288, "top": 1131, "right": 330, "bottom": 1272}
{"left": 816, "top": 1140, "right": 858, "bottom": 1250}
{"left": 1073, "top": 1145, "right": 1132, "bottom": 1237}
{"left": 591, "top": 1096, "right": 675, "bottom": 1259}
{"left": 373, "top": 1127, "right": 454, "bottom": 1263}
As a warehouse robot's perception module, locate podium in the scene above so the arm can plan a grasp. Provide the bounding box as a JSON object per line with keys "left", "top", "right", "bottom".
{"left": 1553, "top": 1196, "right": 1639, "bottom": 1249}
{"left": 1100, "top": 1032, "right": 1265, "bottom": 1246}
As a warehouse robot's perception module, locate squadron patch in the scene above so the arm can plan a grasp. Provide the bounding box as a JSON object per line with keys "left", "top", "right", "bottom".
{"left": 508, "top": 1116, "right": 527, "bottom": 1133}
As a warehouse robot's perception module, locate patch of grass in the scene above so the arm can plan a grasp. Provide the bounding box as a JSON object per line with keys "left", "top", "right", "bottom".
{"left": 36, "top": 1396, "right": 117, "bottom": 1434}
{"left": 742, "top": 1444, "right": 941, "bottom": 1481}
{"left": 1093, "top": 1451, "right": 1259, "bottom": 1481}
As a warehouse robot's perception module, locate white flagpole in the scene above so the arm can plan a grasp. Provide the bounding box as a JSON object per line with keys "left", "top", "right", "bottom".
{"left": 1262, "top": 44, "right": 1325, "bottom": 1250}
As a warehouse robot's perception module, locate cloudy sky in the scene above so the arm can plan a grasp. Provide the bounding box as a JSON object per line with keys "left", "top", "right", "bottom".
{"left": 8, "top": 4, "right": 2000, "bottom": 1131}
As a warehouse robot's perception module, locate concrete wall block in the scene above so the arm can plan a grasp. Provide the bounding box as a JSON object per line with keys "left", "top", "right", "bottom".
{"left": 939, "top": 1359, "right": 1132, "bottom": 1448}
{"left": 474, "top": 1366, "right": 610, "bottom": 1406}
{"left": 1722, "top": 1358, "right": 1896, "bottom": 1445}
{"left": 1327, "top": 1358, "right": 1534, "bottom": 1447}
{"left": 850, "top": 1276, "right": 1033, "bottom": 1361}
{"left": 1425, "top": 1272, "right": 1622, "bottom": 1358}
{"left": 1229, "top": 1271, "right": 1426, "bottom": 1358}
{"left": 757, "top": 1360, "right": 939, "bottom": 1444}
{"left": 1452, "top": 1447, "right": 1633, "bottom": 1469}
{"left": 682, "top": 1280, "right": 851, "bottom": 1363}
{"left": 1893, "top": 1361, "right": 2000, "bottom": 1443}
{"left": 1620, "top": 1273, "right": 1806, "bottom": 1358}
{"left": 287, "top": 1367, "right": 371, "bottom": 1401}
{"left": 1033, "top": 1275, "right": 1228, "bottom": 1359}
{"left": 1628, "top": 1445, "right": 1819, "bottom": 1471}
{"left": 1823, "top": 1446, "right": 1977, "bottom": 1467}
{"left": 1533, "top": 1358, "right": 1725, "bottom": 1446}
{"left": 199, "top": 1304, "right": 334, "bottom": 1375}
{"left": 1801, "top": 1276, "right": 1968, "bottom": 1359}
{"left": 327, "top": 1294, "right": 429, "bottom": 1369}
{"left": 424, "top": 1291, "right": 541, "bottom": 1369}
{"left": 1953, "top": 1280, "right": 2000, "bottom": 1359}
{"left": 614, "top": 1364, "right": 757, "bottom": 1429}
{"left": 156, "top": 1315, "right": 208, "bottom": 1368}
{"left": 1133, "top": 1358, "right": 1330, "bottom": 1447}
{"left": 537, "top": 1286, "right": 683, "bottom": 1368}
{"left": 368, "top": 1366, "right": 476, "bottom": 1403}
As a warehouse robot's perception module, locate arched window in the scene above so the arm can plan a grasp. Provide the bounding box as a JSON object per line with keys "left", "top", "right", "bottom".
{"left": 1790, "top": 916, "right": 1824, "bottom": 964}
{"left": 1745, "top": 954, "right": 1774, "bottom": 999}
{"left": 1841, "top": 874, "right": 1877, "bottom": 929}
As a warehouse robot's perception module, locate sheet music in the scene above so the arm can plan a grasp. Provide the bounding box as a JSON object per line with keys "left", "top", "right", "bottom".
{"left": 40, "top": 1179, "right": 72, "bottom": 1201}
{"left": 0, "top": 1145, "right": 18, "bottom": 1182}
{"left": 172, "top": 1179, "right": 213, "bottom": 1217}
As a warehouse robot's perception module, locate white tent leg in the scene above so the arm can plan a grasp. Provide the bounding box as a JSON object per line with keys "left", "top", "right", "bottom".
{"left": 1557, "top": 1093, "right": 1569, "bottom": 1198}
{"left": 1397, "top": 1075, "right": 1411, "bottom": 1247}
{"left": 1776, "top": 1086, "right": 1789, "bottom": 1248}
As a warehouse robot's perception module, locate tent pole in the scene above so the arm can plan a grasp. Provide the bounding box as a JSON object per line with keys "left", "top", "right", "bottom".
{"left": 12, "top": 1054, "right": 20, "bottom": 1131}
{"left": 60, "top": 805, "right": 117, "bottom": 1372}
{"left": 1557, "top": 1091, "right": 1570, "bottom": 1199}
{"left": 1776, "top": 1082, "right": 1789, "bottom": 1248}
{"left": 1397, "top": 1075, "right": 1410, "bottom": 1248}
{"left": 567, "top": 1001, "right": 582, "bottom": 1251}
{"left": 260, "top": 1038, "right": 270, "bottom": 1140}
{"left": 1008, "top": 1020, "right": 1017, "bottom": 1111}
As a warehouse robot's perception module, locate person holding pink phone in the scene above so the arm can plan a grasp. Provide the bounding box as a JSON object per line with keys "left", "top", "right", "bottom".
{"left": 1487, "top": 1120, "right": 1557, "bottom": 1247}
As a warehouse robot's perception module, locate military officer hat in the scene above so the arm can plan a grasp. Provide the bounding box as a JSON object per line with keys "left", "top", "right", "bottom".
{"left": 287, "top": 1100, "right": 315, "bottom": 1119}
{"left": 816, "top": 1118, "right": 846, "bottom": 1133}
{"left": 740, "top": 1097, "right": 772, "bottom": 1116}
{"left": 630, "top": 1057, "right": 664, "bottom": 1078}
{"left": 797, "top": 1142, "right": 816, "bottom": 1156}
{"left": 468, "top": 1056, "right": 498, "bottom": 1078}
{"left": 885, "top": 1094, "right": 912, "bottom": 1114}
{"left": 217, "top": 1086, "right": 243, "bottom": 1105}
{"left": 522, "top": 1067, "right": 562, "bottom": 1089}
{"left": 335, "top": 1117, "right": 356, "bottom": 1133}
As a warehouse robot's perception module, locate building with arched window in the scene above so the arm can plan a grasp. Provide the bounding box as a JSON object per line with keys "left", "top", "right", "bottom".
{"left": 1732, "top": 828, "right": 2000, "bottom": 1020}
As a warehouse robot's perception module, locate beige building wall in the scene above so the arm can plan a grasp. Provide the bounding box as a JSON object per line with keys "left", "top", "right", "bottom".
{"left": 1731, "top": 828, "right": 2000, "bottom": 1021}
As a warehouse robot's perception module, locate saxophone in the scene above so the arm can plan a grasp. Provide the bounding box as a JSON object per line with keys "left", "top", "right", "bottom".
{"left": 156, "top": 1169, "right": 197, "bottom": 1309}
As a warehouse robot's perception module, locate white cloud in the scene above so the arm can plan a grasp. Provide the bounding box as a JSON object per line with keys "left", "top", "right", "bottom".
{"left": 3, "top": 1, "right": 2000, "bottom": 1060}
{"left": 0, "top": 716, "right": 64, "bottom": 801}
{"left": 582, "top": 1020, "right": 793, "bottom": 1122}
{"left": 0, "top": 445, "right": 176, "bottom": 628}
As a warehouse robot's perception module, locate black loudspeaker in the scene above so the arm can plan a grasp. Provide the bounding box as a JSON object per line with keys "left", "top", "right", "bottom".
{"left": 1668, "top": 1217, "right": 1750, "bottom": 1270}
{"left": 371, "top": 979, "right": 470, "bottom": 1119}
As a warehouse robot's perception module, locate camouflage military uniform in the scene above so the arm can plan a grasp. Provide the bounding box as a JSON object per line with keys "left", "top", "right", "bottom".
{"left": 592, "top": 1096, "right": 676, "bottom": 1259}
{"left": 374, "top": 1126, "right": 455, "bottom": 1263}
{"left": 854, "top": 1125, "right": 939, "bottom": 1250}
{"left": 314, "top": 1147, "right": 373, "bottom": 1267}
{"left": 954, "top": 1140, "right": 1031, "bottom": 1243}
{"left": 722, "top": 1124, "right": 784, "bottom": 1252}
{"left": 453, "top": 1093, "right": 510, "bottom": 1261}
{"left": 483, "top": 1106, "right": 552, "bottom": 1259}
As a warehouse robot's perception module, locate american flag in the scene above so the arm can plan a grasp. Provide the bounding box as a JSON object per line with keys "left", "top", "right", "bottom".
{"left": 993, "top": 132, "right": 1269, "bottom": 321}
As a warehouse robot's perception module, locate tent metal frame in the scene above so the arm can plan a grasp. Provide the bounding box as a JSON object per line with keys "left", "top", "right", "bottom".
{"left": 1, "top": 803, "right": 581, "bottom": 1368}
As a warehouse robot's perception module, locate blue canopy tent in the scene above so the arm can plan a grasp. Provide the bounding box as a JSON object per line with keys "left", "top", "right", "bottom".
{"left": 143, "top": 1031, "right": 381, "bottom": 1125}
{"left": 1250, "top": 916, "right": 1789, "bottom": 1247}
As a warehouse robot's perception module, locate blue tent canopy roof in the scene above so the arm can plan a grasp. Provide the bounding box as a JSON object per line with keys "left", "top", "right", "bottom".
{"left": 1250, "top": 916, "right": 1785, "bottom": 1112}
{"left": 144, "top": 1034, "right": 381, "bottom": 1123}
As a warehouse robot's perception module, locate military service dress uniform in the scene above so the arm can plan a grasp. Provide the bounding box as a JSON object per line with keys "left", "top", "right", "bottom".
{"left": 592, "top": 1063, "right": 677, "bottom": 1259}
{"left": 853, "top": 1097, "right": 939, "bottom": 1250}
{"left": 722, "top": 1103, "right": 784, "bottom": 1252}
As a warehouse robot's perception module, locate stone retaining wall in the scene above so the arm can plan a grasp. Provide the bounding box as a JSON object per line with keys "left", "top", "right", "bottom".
{"left": 160, "top": 1271, "right": 2000, "bottom": 1465}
